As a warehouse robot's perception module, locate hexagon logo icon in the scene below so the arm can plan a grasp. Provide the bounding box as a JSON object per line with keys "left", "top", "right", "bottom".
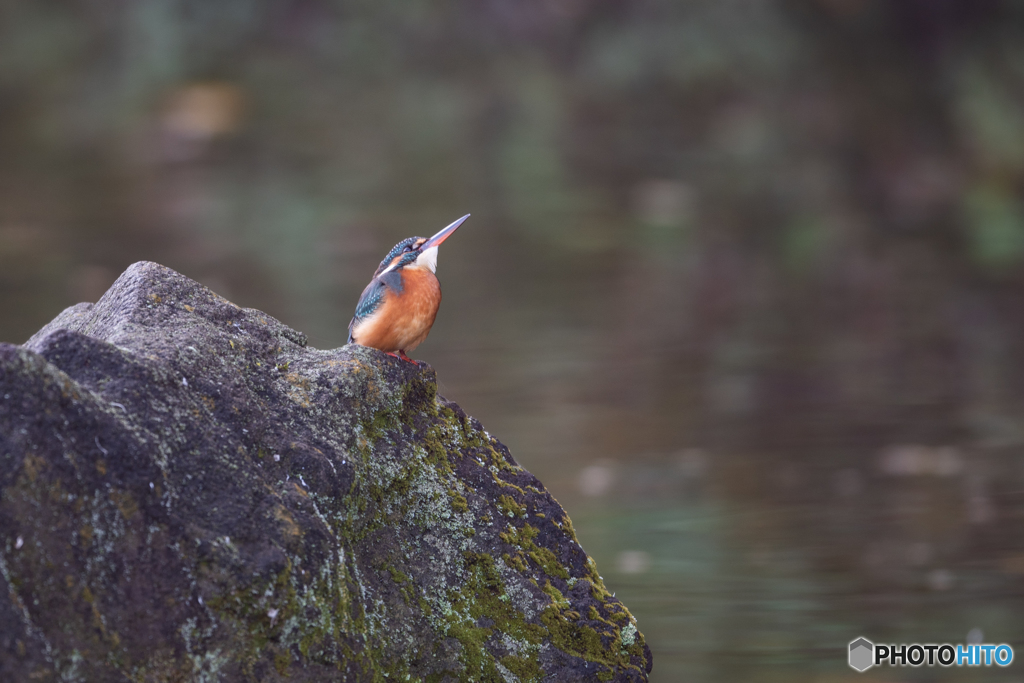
{"left": 849, "top": 637, "right": 874, "bottom": 672}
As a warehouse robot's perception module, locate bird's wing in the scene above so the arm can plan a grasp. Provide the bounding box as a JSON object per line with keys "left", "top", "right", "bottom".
{"left": 348, "top": 279, "right": 386, "bottom": 343}
{"left": 347, "top": 272, "right": 403, "bottom": 343}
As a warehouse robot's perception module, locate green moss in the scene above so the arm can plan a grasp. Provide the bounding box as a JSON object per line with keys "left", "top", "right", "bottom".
{"left": 559, "top": 515, "right": 580, "bottom": 543}
{"left": 385, "top": 565, "right": 407, "bottom": 589}
{"left": 203, "top": 561, "right": 299, "bottom": 672}
{"left": 500, "top": 524, "right": 570, "bottom": 580}
{"left": 489, "top": 472, "right": 526, "bottom": 495}
{"left": 587, "top": 604, "right": 628, "bottom": 630}
{"left": 274, "top": 649, "right": 291, "bottom": 674}
{"left": 385, "top": 565, "right": 415, "bottom": 604}
{"left": 496, "top": 494, "right": 526, "bottom": 518}
{"left": 420, "top": 422, "right": 457, "bottom": 477}
{"left": 540, "top": 606, "right": 603, "bottom": 659}
{"left": 500, "top": 654, "right": 543, "bottom": 682}
{"left": 449, "top": 490, "right": 469, "bottom": 513}
{"left": 585, "top": 557, "right": 612, "bottom": 601}
{"left": 528, "top": 545, "right": 567, "bottom": 580}
{"left": 502, "top": 552, "right": 528, "bottom": 573}
{"left": 517, "top": 554, "right": 647, "bottom": 676}
{"left": 360, "top": 408, "right": 394, "bottom": 445}
{"left": 541, "top": 581, "right": 570, "bottom": 610}
{"left": 439, "top": 552, "right": 547, "bottom": 679}
{"left": 539, "top": 600, "right": 644, "bottom": 676}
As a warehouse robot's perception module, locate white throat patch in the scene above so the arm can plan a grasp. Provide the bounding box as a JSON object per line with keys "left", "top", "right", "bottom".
{"left": 414, "top": 245, "right": 438, "bottom": 273}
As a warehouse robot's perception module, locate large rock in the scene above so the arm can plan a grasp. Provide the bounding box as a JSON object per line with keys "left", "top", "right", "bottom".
{"left": 0, "top": 262, "right": 651, "bottom": 682}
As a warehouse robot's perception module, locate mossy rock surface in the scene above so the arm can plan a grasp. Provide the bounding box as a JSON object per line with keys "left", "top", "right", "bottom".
{"left": 0, "top": 262, "right": 652, "bottom": 682}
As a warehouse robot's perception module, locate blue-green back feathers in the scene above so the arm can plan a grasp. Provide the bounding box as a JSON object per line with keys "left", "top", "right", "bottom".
{"left": 347, "top": 270, "right": 404, "bottom": 343}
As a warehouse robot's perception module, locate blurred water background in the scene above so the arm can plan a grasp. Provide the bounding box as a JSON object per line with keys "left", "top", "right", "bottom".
{"left": 4, "top": 1, "right": 1024, "bottom": 680}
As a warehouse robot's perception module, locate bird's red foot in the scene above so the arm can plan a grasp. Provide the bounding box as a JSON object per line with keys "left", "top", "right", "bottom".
{"left": 385, "top": 350, "right": 420, "bottom": 365}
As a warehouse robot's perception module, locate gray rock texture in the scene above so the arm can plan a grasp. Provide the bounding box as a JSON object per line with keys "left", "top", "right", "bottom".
{"left": 0, "top": 262, "right": 651, "bottom": 682}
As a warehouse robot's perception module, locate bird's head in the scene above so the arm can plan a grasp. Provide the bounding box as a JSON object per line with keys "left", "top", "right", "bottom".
{"left": 373, "top": 214, "right": 470, "bottom": 278}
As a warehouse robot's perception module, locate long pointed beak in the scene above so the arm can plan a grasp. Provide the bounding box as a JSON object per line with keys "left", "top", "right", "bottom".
{"left": 421, "top": 214, "right": 470, "bottom": 250}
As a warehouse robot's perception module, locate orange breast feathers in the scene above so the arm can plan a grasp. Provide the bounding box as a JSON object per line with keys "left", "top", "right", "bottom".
{"left": 350, "top": 268, "right": 442, "bottom": 353}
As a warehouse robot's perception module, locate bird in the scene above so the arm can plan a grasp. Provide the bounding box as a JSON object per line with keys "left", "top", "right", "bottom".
{"left": 347, "top": 214, "right": 470, "bottom": 363}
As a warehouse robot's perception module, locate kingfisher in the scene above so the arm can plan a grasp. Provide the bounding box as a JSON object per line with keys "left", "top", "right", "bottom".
{"left": 347, "top": 214, "right": 470, "bottom": 363}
